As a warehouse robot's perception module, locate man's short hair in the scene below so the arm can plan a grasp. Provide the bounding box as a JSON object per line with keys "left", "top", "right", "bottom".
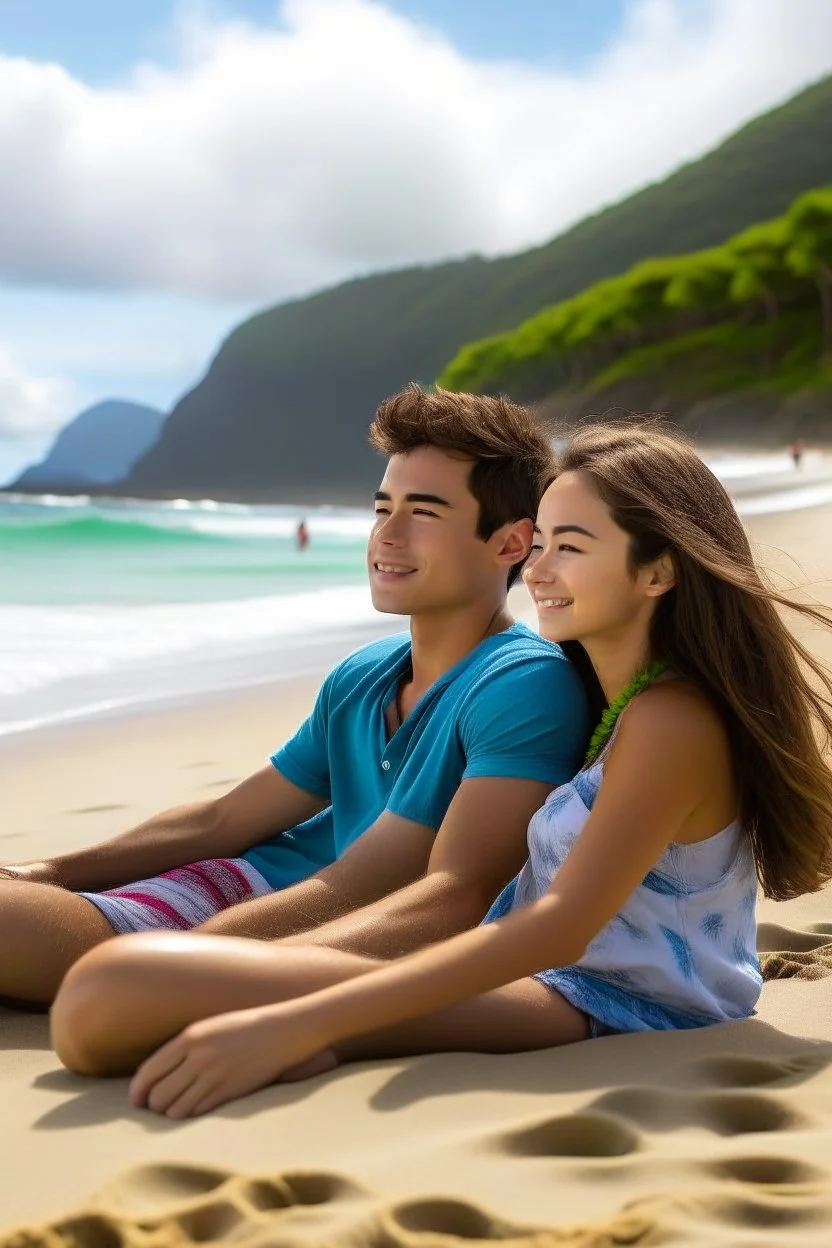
{"left": 370, "top": 384, "right": 554, "bottom": 587}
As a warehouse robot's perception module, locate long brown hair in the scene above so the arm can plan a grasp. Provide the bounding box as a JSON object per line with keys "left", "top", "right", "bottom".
{"left": 370, "top": 384, "right": 554, "bottom": 586}
{"left": 558, "top": 418, "right": 832, "bottom": 900}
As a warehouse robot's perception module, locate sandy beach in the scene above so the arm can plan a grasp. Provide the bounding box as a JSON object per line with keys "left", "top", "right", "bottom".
{"left": 2, "top": 505, "right": 832, "bottom": 1247}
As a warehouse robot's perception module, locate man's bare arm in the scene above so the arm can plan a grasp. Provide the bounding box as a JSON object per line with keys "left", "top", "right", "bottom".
{"left": 198, "top": 809, "right": 439, "bottom": 939}
{"left": 276, "top": 776, "right": 552, "bottom": 956}
{"left": 0, "top": 767, "right": 327, "bottom": 892}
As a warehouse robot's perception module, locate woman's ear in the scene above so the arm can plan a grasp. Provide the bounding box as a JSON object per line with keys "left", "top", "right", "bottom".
{"left": 645, "top": 552, "right": 676, "bottom": 598}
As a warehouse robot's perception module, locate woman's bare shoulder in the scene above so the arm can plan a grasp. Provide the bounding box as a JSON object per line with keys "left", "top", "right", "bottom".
{"left": 610, "top": 679, "right": 731, "bottom": 772}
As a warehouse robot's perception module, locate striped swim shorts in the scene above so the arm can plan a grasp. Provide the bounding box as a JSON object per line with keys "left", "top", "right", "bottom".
{"left": 78, "top": 858, "right": 272, "bottom": 934}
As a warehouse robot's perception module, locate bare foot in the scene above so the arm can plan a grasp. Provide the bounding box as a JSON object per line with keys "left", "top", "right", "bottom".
{"left": 278, "top": 1048, "right": 339, "bottom": 1082}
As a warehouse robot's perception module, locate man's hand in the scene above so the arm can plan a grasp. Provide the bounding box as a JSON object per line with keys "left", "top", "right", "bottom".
{"left": 0, "top": 861, "right": 63, "bottom": 885}
{"left": 23, "top": 767, "right": 327, "bottom": 895}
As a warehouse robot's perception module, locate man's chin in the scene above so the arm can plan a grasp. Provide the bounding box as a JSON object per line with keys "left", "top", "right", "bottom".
{"left": 370, "top": 590, "right": 415, "bottom": 617}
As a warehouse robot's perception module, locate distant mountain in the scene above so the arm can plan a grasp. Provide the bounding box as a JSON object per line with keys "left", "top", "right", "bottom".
{"left": 109, "top": 73, "right": 832, "bottom": 503}
{"left": 9, "top": 401, "right": 166, "bottom": 492}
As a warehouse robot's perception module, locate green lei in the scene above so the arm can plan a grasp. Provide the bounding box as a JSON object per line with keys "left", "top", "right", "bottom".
{"left": 584, "top": 659, "right": 669, "bottom": 766}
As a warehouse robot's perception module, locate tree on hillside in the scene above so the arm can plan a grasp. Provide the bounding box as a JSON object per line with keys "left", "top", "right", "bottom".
{"left": 785, "top": 189, "right": 832, "bottom": 358}
{"left": 727, "top": 220, "right": 792, "bottom": 330}
{"left": 663, "top": 249, "right": 734, "bottom": 331}
{"left": 438, "top": 186, "right": 832, "bottom": 399}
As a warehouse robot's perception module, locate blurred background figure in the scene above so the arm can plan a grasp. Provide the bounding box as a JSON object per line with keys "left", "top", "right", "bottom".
{"left": 790, "top": 439, "right": 806, "bottom": 469}
{"left": 296, "top": 518, "right": 310, "bottom": 551}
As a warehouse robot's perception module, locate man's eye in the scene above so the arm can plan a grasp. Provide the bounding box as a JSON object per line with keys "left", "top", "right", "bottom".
{"left": 413, "top": 509, "right": 438, "bottom": 518}
{"left": 374, "top": 508, "right": 390, "bottom": 516}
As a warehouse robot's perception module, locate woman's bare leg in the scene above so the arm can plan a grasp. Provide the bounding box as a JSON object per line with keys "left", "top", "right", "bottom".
{"left": 332, "top": 976, "right": 588, "bottom": 1066}
{"left": 52, "top": 932, "right": 382, "bottom": 1075}
{"left": 52, "top": 932, "right": 589, "bottom": 1079}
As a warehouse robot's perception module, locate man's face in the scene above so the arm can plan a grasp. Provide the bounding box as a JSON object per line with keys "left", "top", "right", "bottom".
{"left": 367, "top": 447, "right": 502, "bottom": 617}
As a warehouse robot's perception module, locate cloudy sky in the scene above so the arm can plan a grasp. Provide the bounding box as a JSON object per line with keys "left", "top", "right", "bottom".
{"left": 1, "top": 0, "right": 831, "bottom": 483}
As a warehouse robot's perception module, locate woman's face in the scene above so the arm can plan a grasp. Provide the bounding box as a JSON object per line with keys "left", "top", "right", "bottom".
{"left": 524, "top": 471, "right": 663, "bottom": 647}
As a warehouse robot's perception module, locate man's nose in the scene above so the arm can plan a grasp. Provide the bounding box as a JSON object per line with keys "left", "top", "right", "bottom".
{"left": 378, "top": 514, "right": 405, "bottom": 544}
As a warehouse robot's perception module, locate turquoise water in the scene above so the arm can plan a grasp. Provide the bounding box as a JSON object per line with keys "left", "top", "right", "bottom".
{"left": 0, "top": 496, "right": 383, "bottom": 730}
{"left": 2, "top": 453, "right": 830, "bottom": 735}
{"left": 1, "top": 497, "right": 369, "bottom": 607}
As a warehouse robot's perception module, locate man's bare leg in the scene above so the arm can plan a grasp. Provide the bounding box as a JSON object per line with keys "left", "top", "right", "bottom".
{"left": 0, "top": 881, "right": 116, "bottom": 1006}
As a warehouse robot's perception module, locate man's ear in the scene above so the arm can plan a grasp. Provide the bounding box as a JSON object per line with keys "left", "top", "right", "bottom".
{"left": 644, "top": 551, "right": 676, "bottom": 599}
{"left": 493, "top": 518, "right": 534, "bottom": 566}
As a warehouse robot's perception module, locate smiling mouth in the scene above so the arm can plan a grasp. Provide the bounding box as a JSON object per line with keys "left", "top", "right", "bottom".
{"left": 373, "top": 563, "right": 416, "bottom": 576}
{"left": 536, "top": 597, "right": 573, "bottom": 608}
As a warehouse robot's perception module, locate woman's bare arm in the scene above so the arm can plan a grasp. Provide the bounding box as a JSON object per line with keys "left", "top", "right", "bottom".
{"left": 284, "top": 685, "right": 732, "bottom": 1051}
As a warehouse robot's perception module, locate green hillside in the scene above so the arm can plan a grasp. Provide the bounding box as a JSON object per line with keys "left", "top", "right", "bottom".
{"left": 437, "top": 187, "right": 832, "bottom": 442}
{"left": 120, "top": 75, "right": 832, "bottom": 502}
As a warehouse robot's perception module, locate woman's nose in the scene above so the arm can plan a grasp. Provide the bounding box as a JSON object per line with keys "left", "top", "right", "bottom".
{"left": 523, "top": 554, "right": 549, "bottom": 584}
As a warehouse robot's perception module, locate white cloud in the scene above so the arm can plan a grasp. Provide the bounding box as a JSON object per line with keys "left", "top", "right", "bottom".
{"left": 0, "top": 345, "right": 76, "bottom": 437}
{"left": 0, "top": 0, "right": 830, "bottom": 304}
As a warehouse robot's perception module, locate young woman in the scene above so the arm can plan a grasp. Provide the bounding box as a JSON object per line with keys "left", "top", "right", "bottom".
{"left": 51, "top": 420, "right": 832, "bottom": 1118}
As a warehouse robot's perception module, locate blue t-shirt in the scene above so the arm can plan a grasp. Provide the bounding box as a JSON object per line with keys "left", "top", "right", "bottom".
{"left": 243, "top": 622, "right": 590, "bottom": 888}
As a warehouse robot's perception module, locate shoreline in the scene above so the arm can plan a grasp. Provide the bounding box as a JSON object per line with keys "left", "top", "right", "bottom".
{"left": 4, "top": 474, "right": 832, "bottom": 745}
{"left": 0, "top": 616, "right": 406, "bottom": 746}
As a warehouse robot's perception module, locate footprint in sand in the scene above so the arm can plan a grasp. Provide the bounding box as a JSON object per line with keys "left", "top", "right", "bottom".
{"left": 490, "top": 1085, "right": 812, "bottom": 1172}
{"left": 494, "top": 1111, "right": 642, "bottom": 1159}
{"left": 757, "top": 921, "right": 832, "bottom": 953}
{"left": 590, "top": 1086, "right": 809, "bottom": 1136}
{"left": 93, "top": 1161, "right": 233, "bottom": 1215}
{"left": 94, "top": 1162, "right": 363, "bottom": 1218}
{"left": 383, "top": 1196, "right": 648, "bottom": 1244}
{"left": 629, "top": 1185, "right": 832, "bottom": 1240}
{"left": 678, "top": 1050, "right": 830, "bottom": 1090}
{"left": 68, "top": 804, "right": 129, "bottom": 816}
{"left": 1, "top": 1162, "right": 654, "bottom": 1248}
{"left": 706, "top": 1154, "right": 828, "bottom": 1186}
{"left": 698, "top": 1091, "right": 810, "bottom": 1136}
{"left": 686, "top": 1188, "right": 832, "bottom": 1232}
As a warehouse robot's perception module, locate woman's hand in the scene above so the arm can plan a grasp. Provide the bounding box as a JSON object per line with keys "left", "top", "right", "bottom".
{"left": 129, "top": 1004, "right": 336, "bottom": 1119}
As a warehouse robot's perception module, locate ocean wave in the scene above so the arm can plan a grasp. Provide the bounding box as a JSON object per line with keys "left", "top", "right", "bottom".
{"left": 0, "top": 512, "right": 230, "bottom": 546}
{"left": 0, "top": 586, "right": 381, "bottom": 699}
{"left": 734, "top": 479, "right": 832, "bottom": 516}
{"left": 0, "top": 506, "right": 373, "bottom": 547}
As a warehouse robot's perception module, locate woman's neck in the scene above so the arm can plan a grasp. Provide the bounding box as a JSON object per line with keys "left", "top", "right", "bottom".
{"left": 584, "top": 632, "right": 655, "bottom": 703}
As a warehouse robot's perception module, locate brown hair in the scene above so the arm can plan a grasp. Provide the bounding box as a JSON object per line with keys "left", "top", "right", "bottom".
{"left": 370, "top": 384, "right": 554, "bottom": 587}
{"left": 558, "top": 417, "right": 832, "bottom": 900}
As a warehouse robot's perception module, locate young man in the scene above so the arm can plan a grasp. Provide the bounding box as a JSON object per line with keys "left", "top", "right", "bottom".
{"left": 1, "top": 385, "right": 589, "bottom": 1011}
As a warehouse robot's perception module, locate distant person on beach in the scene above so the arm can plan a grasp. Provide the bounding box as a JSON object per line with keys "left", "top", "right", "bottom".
{"left": 0, "top": 384, "right": 590, "bottom": 1009}
{"left": 51, "top": 420, "right": 832, "bottom": 1116}
{"left": 296, "top": 519, "right": 310, "bottom": 551}
{"left": 790, "top": 439, "right": 805, "bottom": 469}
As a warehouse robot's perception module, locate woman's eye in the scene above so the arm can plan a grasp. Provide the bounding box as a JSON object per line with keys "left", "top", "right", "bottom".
{"left": 558, "top": 543, "right": 581, "bottom": 554}
{"left": 528, "top": 544, "right": 543, "bottom": 554}
{"left": 374, "top": 509, "right": 389, "bottom": 518}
